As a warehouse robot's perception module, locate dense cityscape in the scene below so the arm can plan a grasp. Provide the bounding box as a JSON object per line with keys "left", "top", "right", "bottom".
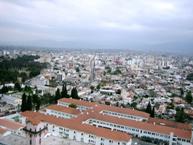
{"left": 0, "top": 48, "right": 192, "bottom": 145}
{"left": 0, "top": 0, "right": 193, "bottom": 145}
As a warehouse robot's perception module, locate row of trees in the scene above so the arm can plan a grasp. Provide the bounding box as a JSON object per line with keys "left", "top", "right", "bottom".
{"left": 20, "top": 84, "right": 80, "bottom": 112}
{"left": 54, "top": 84, "right": 79, "bottom": 103}
{"left": 0, "top": 83, "right": 32, "bottom": 94}
{"left": 21, "top": 93, "right": 40, "bottom": 112}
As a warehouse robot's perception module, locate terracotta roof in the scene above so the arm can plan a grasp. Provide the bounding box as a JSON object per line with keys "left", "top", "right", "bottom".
{"left": 95, "top": 104, "right": 150, "bottom": 118}
{"left": 59, "top": 98, "right": 150, "bottom": 118}
{"left": 0, "top": 127, "right": 7, "bottom": 134}
{"left": 58, "top": 98, "right": 95, "bottom": 107}
{"left": 47, "top": 105, "right": 81, "bottom": 115}
{"left": 52, "top": 98, "right": 192, "bottom": 139}
{"left": 21, "top": 109, "right": 192, "bottom": 140}
{"left": 148, "top": 118, "right": 192, "bottom": 131}
{"left": 88, "top": 112, "right": 192, "bottom": 140}
{"left": 0, "top": 119, "right": 24, "bottom": 130}
{"left": 21, "top": 111, "right": 131, "bottom": 142}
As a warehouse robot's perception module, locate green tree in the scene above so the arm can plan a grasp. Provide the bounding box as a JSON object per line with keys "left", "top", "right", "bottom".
{"left": 24, "top": 86, "right": 33, "bottom": 94}
{"left": 0, "top": 85, "right": 9, "bottom": 94}
{"left": 40, "top": 93, "right": 54, "bottom": 105}
{"left": 90, "top": 86, "right": 95, "bottom": 93}
{"left": 61, "top": 84, "right": 68, "bottom": 98}
{"left": 71, "top": 87, "right": 79, "bottom": 99}
{"left": 75, "top": 67, "right": 80, "bottom": 72}
{"left": 14, "top": 82, "right": 21, "bottom": 92}
{"left": 55, "top": 88, "right": 61, "bottom": 103}
{"left": 150, "top": 107, "right": 155, "bottom": 118}
{"left": 175, "top": 108, "right": 186, "bottom": 123}
{"left": 0, "top": 55, "right": 46, "bottom": 84}
{"left": 96, "top": 84, "right": 101, "bottom": 90}
{"left": 186, "top": 73, "right": 193, "bottom": 81}
{"left": 130, "top": 102, "right": 137, "bottom": 108}
{"left": 19, "top": 72, "right": 28, "bottom": 83}
{"left": 116, "top": 89, "right": 121, "bottom": 94}
{"left": 146, "top": 102, "right": 152, "bottom": 114}
{"left": 112, "top": 68, "right": 122, "bottom": 75}
{"left": 69, "top": 103, "right": 77, "bottom": 108}
{"left": 21, "top": 93, "right": 27, "bottom": 112}
{"left": 26, "top": 95, "right": 32, "bottom": 111}
{"left": 185, "top": 91, "right": 192, "bottom": 104}
{"left": 32, "top": 94, "right": 41, "bottom": 111}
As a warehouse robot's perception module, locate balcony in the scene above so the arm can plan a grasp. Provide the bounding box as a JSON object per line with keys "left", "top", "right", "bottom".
{"left": 23, "top": 127, "right": 47, "bottom": 135}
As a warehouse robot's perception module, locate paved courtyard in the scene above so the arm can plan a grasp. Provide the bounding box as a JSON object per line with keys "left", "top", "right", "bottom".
{"left": 0, "top": 134, "right": 89, "bottom": 145}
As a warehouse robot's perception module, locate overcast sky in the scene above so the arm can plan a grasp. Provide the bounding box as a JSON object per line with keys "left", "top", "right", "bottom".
{"left": 0, "top": 0, "right": 193, "bottom": 52}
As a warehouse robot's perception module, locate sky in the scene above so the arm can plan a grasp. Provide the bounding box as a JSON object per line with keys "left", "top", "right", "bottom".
{"left": 0, "top": 0, "right": 193, "bottom": 52}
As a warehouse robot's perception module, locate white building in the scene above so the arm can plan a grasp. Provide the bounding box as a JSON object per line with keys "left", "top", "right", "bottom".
{"left": 21, "top": 98, "right": 192, "bottom": 145}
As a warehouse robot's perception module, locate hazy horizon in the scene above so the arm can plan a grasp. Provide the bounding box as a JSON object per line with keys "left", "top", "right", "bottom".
{"left": 0, "top": 0, "right": 193, "bottom": 52}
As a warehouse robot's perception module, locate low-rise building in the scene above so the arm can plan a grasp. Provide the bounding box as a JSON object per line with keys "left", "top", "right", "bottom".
{"left": 20, "top": 98, "right": 192, "bottom": 145}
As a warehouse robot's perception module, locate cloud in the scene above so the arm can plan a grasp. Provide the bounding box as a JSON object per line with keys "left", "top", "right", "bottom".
{"left": 0, "top": 0, "right": 192, "bottom": 51}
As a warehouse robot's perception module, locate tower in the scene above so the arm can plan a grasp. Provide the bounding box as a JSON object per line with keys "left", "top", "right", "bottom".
{"left": 23, "top": 119, "right": 47, "bottom": 145}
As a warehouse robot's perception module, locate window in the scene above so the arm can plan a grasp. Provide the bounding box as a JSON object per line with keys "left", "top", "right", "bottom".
{"left": 81, "top": 137, "right": 84, "bottom": 142}
{"left": 89, "top": 135, "right": 94, "bottom": 138}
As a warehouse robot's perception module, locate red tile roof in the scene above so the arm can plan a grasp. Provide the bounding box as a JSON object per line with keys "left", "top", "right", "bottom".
{"left": 47, "top": 105, "right": 81, "bottom": 115}
{"left": 21, "top": 111, "right": 131, "bottom": 142}
{"left": 21, "top": 98, "right": 192, "bottom": 141}
{"left": 0, "top": 119, "right": 24, "bottom": 130}
{"left": 148, "top": 118, "right": 192, "bottom": 131}
{"left": 59, "top": 98, "right": 150, "bottom": 118}
{"left": 88, "top": 112, "right": 191, "bottom": 139}
{"left": 95, "top": 104, "right": 150, "bottom": 118}
{"left": 21, "top": 108, "right": 192, "bottom": 140}
{"left": 58, "top": 98, "right": 95, "bottom": 107}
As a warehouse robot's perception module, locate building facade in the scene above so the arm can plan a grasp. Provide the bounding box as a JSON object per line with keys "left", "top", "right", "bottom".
{"left": 21, "top": 98, "right": 192, "bottom": 145}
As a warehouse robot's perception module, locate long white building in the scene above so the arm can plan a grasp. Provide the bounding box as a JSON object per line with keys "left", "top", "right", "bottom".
{"left": 21, "top": 98, "right": 192, "bottom": 145}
